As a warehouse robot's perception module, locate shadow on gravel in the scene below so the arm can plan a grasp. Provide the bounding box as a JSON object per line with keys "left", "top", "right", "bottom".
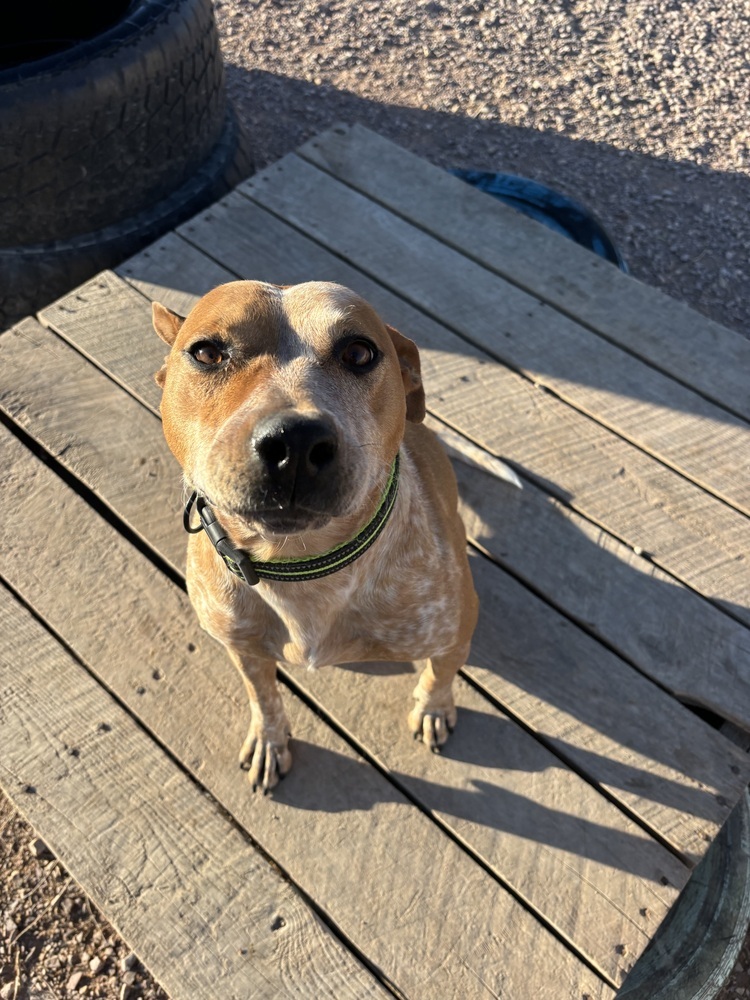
{"left": 225, "top": 67, "right": 750, "bottom": 339}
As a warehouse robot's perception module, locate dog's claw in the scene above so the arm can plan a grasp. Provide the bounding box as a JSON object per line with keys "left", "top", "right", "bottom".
{"left": 239, "top": 727, "right": 292, "bottom": 793}
{"left": 408, "top": 703, "right": 457, "bottom": 751}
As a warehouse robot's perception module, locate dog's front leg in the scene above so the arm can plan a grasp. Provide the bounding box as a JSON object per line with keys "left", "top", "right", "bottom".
{"left": 226, "top": 648, "right": 292, "bottom": 792}
{"left": 408, "top": 643, "right": 470, "bottom": 752}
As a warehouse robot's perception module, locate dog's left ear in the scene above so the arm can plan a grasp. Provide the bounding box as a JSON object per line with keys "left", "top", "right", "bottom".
{"left": 152, "top": 303, "right": 185, "bottom": 389}
{"left": 386, "top": 324, "right": 426, "bottom": 423}
{"left": 152, "top": 302, "right": 185, "bottom": 346}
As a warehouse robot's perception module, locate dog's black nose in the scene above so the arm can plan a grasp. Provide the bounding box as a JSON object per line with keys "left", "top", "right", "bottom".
{"left": 251, "top": 413, "right": 338, "bottom": 490}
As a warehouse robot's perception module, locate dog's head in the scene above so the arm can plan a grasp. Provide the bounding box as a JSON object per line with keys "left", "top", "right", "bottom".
{"left": 153, "top": 280, "right": 424, "bottom": 537}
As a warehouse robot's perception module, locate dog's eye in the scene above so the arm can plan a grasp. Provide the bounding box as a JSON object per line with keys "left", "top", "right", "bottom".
{"left": 190, "top": 342, "right": 224, "bottom": 366}
{"left": 337, "top": 338, "right": 378, "bottom": 371}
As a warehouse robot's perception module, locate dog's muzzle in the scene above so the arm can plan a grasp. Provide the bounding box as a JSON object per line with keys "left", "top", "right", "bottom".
{"left": 248, "top": 412, "right": 342, "bottom": 530}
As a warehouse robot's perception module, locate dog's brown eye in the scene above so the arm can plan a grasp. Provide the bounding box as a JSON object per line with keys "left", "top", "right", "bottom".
{"left": 338, "top": 339, "right": 377, "bottom": 370}
{"left": 191, "top": 342, "right": 224, "bottom": 366}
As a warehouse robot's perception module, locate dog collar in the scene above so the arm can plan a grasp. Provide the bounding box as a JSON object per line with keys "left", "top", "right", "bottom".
{"left": 183, "top": 454, "right": 400, "bottom": 586}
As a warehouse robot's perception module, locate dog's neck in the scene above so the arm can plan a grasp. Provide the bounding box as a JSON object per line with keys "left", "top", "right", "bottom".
{"left": 201, "top": 451, "right": 403, "bottom": 566}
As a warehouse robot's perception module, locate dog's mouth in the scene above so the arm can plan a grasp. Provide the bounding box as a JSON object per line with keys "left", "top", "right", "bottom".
{"left": 243, "top": 505, "right": 334, "bottom": 535}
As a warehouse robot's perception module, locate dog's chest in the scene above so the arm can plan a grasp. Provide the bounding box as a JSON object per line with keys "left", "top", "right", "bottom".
{"left": 258, "top": 568, "right": 457, "bottom": 669}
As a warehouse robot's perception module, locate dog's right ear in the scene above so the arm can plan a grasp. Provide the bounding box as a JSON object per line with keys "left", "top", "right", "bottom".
{"left": 152, "top": 302, "right": 185, "bottom": 346}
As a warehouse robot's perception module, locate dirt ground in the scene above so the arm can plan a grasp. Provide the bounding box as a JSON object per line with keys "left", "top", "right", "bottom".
{"left": 1, "top": 1, "right": 749, "bottom": 998}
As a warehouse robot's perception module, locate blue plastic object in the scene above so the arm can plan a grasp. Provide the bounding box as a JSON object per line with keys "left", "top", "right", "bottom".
{"left": 450, "top": 169, "right": 628, "bottom": 273}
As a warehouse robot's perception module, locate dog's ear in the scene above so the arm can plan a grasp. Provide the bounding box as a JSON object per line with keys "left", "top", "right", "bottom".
{"left": 152, "top": 302, "right": 185, "bottom": 346}
{"left": 386, "top": 324, "right": 426, "bottom": 423}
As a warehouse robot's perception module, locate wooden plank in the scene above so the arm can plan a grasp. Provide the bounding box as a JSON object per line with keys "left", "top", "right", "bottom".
{"left": 0, "top": 426, "right": 614, "bottom": 998}
{"left": 0, "top": 588, "right": 388, "bottom": 1000}
{"left": 464, "top": 550, "right": 750, "bottom": 861}
{"left": 38, "top": 270, "right": 164, "bottom": 413}
{"left": 151, "top": 199, "right": 749, "bottom": 625}
{"left": 0, "top": 317, "right": 185, "bottom": 573}
{"left": 2, "top": 316, "right": 747, "bottom": 743}
{"left": 116, "top": 231, "right": 237, "bottom": 316}
{"left": 240, "top": 153, "right": 750, "bottom": 518}
{"left": 301, "top": 123, "right": 750, "bottom": 424}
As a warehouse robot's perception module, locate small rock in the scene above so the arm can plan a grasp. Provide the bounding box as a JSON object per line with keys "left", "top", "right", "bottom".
{"left": 29, "top": 836, "right": 53, "bottom": 859}
{"left": 67, "top": 970, "right": 85, "bottom": 991}
{"left": 123, "top": 970, "right": 137, "bottom": 986}
{"left": 1, "top": 983, "right": 15, "bottom": 999}
{"left": 121, "top": 953, "right": 138, "bottom": 972}
{"left": 89, "top": 956, "right": 105, "bottom": 975}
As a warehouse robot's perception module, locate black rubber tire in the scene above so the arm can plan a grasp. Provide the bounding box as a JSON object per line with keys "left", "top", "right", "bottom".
{"left": 0, "top": 0, "right": 227, "bottom": 244}
{"left": 0, "top": 104, "right": 251, "bottom": 327}
{"left": 0, "top": 0, "right": 253, "bottom": 328}
{"left": 619, "top": 790, "right": 750, "bottom": 999}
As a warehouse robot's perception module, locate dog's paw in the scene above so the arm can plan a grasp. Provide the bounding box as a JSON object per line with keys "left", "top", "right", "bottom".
{"left": 407, "top": 703, "right": 457, "bottom": 753}
{"left": 239, "top": 723, "right": 292, "bottom": 793}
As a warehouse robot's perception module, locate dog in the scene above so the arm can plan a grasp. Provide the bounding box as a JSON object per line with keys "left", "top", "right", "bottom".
{"left": 152, "top": 280, "right": 479, "bottom": 792}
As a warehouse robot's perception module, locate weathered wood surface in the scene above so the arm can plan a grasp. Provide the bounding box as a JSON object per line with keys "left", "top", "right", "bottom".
{"left": 240, "top": 153, "right": 750, "bottom": 518}
{"left": 438, "top": 419, "right": 750, "bottom": 735}
{"left": 0, "top": 587, "right": 388, "bottom": 1000}
{"left": 39, "top": 270, "right": 164, "bottom": 413}
{"left": 463, "top": 551, "right": 749, "bottom": 860}
{"left": 301, "top": 123, "right": 750, "bottom": 425}
{"left": 171, "top": 191, "right": 750, "bottom": 622}
{"left": 0, "top": 317, "right": 184, "bottom": 572}
{"left": 5, "top": 306, "right": 748, "bottom": 864}
{"left": 7, "top": 123, "right": 748, "bottom": 998}
{"left": 0, "top": 426, "right": 615, "bottom": 997}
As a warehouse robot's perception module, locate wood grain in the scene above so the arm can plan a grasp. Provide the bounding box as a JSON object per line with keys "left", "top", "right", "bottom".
{"left": 38, "top": 270, "right": 165, "bottom": 413}
{"left": 0, "top": 587, "right": 388, "bottom": 1000}
{"left": 116, "top": 232, "right": 237, "bottom": 316}
{"left": 300, "top": 123, "right": 750, "bottom": 424}
{"left": 0, "top": 317, "right": 184, "bottom": 572}
{"left": 464, "top": 549, "right": 750, "bottom": 862}
{"left": 0, "top": 425, "right": 613, "bottom": 998}
{"left": 423, "top": 414, "right": 750, "bottom": 732}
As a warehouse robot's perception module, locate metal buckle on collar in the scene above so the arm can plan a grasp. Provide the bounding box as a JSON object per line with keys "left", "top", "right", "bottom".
{"left": 183, "top": 492, "right": 260, "bottom": 586}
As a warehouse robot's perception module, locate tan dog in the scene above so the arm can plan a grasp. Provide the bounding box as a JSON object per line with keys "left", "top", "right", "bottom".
{"left": 152, "top": 281, "right": 478, "bottom": 792}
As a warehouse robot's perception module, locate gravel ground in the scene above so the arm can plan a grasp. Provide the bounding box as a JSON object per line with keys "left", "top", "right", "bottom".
{"left": 2, "top": 2, "right": 749, "bottom": 998}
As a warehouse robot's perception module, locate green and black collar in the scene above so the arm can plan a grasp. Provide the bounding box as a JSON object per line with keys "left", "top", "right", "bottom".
{"left": 183, "top": 454, "right": 400, "bottom": 586}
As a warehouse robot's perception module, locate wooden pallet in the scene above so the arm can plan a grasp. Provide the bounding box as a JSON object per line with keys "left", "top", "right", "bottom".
{"left": 1, "top": 125, "right": 749, "bottom": 999}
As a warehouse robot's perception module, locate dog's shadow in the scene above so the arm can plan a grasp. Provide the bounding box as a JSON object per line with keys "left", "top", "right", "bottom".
{"left": 272, "top": 730, "right": 680, "bottom": 880}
